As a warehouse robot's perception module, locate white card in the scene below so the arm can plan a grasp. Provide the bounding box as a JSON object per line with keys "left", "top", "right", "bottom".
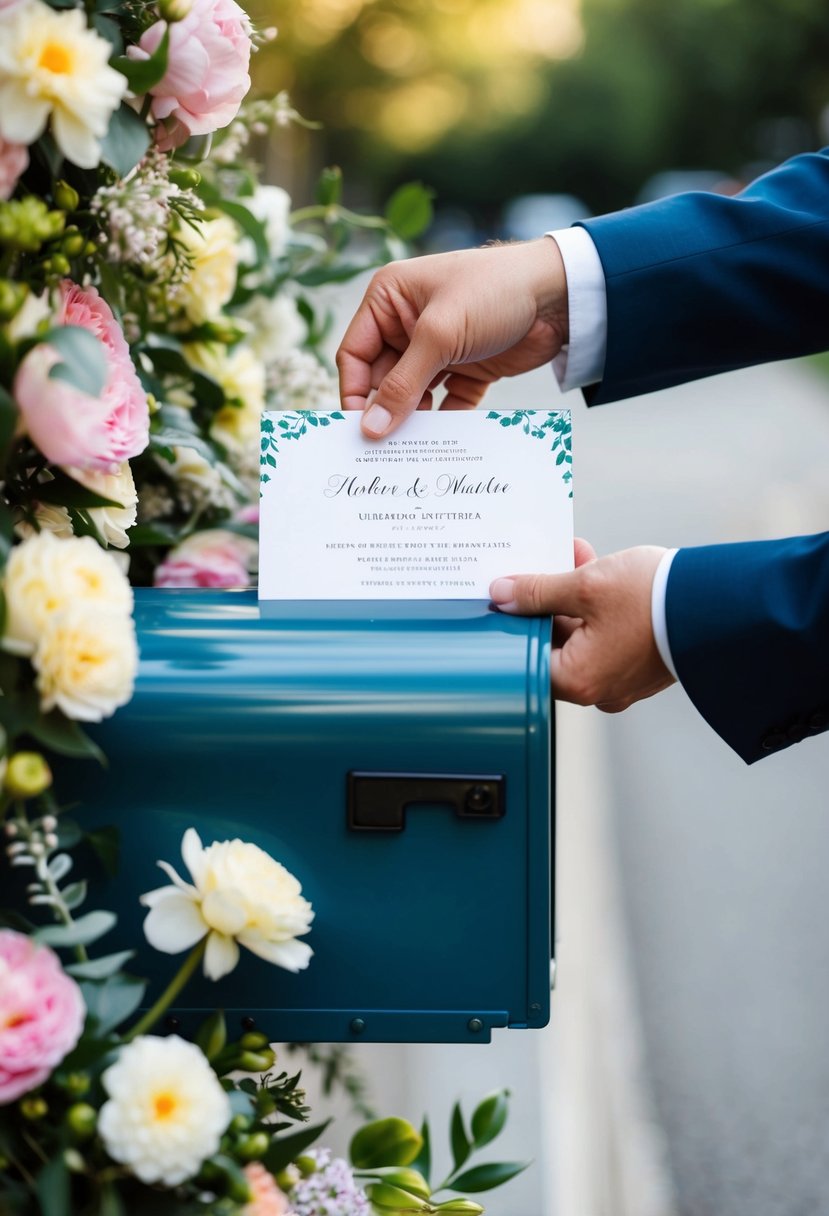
{"left": 258, "top": 409, "right": 573, "bottom": 600}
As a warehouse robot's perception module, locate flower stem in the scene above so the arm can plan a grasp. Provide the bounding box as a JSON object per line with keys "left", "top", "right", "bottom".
{"left": 123, "top": 938, "right": 206, "bottom": 1041}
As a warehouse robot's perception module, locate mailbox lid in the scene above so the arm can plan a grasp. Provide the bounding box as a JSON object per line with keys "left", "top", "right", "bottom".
{"left": 75, "top": 590, "right": 552, "bottom": 1043}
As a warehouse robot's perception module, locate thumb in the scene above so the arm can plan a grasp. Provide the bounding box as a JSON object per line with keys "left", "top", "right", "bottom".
{"left": 489, "top": 570, "right": 586, "bottom": 619}
{"left": 362, "top": 316, "right": 447, "bottom": 438}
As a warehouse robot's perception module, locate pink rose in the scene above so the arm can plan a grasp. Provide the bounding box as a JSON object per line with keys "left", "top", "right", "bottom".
{"left": 0, "top": 136, "right": 28, "bottom": 200}
{"left": 243, "top": 1163, "right": 294, "bottom": 1216}
{"left": 154, "top": 529, "right": 254, "bottom": 588}
{"left": 0, "top": 930, "right": 86, "bottom": 1104}
{"left": 134, "top": 0, "right": 252, "bottom": 151}
{"left": 14, "top": 281, "right": 149, "bottom": 473}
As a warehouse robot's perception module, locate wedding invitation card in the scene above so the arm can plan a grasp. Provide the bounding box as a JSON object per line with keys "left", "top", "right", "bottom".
{"left": 258, "top": 409, "right": 573, "bottom": 600}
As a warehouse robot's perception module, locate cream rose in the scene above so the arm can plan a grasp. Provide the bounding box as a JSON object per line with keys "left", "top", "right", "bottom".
{"left": 3, "top": 531, "right": 132, "bottom": 657}
{"left": 184, "top": 341, "right": 265, "bottom": 455}
{"left": 69, "top": 462, "right": 138, "bottom": 550}
{"left": 34, "top": 602, "right": 137, "bottom": 721}
{"left": 175, "top": 215, "right": 239, "bottom": 326}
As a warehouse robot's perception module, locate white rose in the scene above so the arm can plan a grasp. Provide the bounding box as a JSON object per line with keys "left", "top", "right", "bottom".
{"left": 141, "top": 828, "right": 314, "bottom": 981}
{"left": 243, "top": 184, "right": 291, "bottom": 261}
{"left": 69, "top": 462, "right": 138, "bottom": 549}
{"left": 3, "top": 531, "right": 133, "bottom": 656}
{"left": 164, "top": 445, "right": 239, "bottom": 512}
{"left": 237, "top": 293, "right": 306, "bottom": 364}
{"left": 34, "top": 603, "right": 137, "bottom": 721}
{"left": 99, "top": 1035, "right": 231, "bottom": 1186}
{"left": 15, "top": 503, "right": 73, "bottom": 542}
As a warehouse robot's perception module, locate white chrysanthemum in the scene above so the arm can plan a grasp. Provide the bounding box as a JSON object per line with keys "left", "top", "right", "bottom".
{"left": 69, "top": 462, "right": 138, "bottom": 549}
{"left": 174, "top": 214, "right": 239, "bottom": 325}
{"left": 0, "top": 0, "right": 127, "bottom": 169}
{"left": 2, "top": 530, "right": 133, "bottom": 656}
{"left": 98, "top": 1035, "right": 231, "bottom": 1186}
{"left": 34, "top": 602, "right": 138, "bottom": 721}
{"left": 141, "top": 828, "right": 314, "bottom": 980}
{"left": 237, "top": 293, "right": 306, "bottom": 365}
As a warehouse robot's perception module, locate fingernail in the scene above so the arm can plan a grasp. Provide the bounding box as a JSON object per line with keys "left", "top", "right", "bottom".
{"left": 363, "top": 402, "right": 392, "bottom": 437}
{"left": 489, "top": 577, "right": 517, "bottom": 610}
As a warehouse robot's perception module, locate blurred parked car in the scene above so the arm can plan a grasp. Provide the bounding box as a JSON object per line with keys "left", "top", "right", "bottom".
{"left": 635, "top": 169, "right": 743, "bottom": 204}
{"left": 501, "top": 193, "right": 591, "bottom": 240}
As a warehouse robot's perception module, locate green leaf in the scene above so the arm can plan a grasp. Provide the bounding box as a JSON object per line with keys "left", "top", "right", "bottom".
{"left": 125, "top": 522, "right": 182, "bottom": 547}
{"left": 445, "top": 1161, "right": 529, "bottom": 1193}
{"left": 81, "top": 972, "right": 146, "bottom": 1035}
{"left": 44, "top": 325, "right": 108, "bottom": 398}
{"left": 433, "top": 1202, "right": 483, "bottom": 1215}
{"left": 365, "top": 1182, "right": 432, "bottom": 1213}
{"left": 92, "top": 13, "right": 122, "bottom": 52}
{"left": 411, "top": 1118, "right": 431, "bottom": 1186}
{"left": 0, "top": 384, "right": 18, "bottom": 473}
{"left": 195, "top": 1010, "right": 227, "bottom": 1062}
{"left": 450, "top": 1103, "right": 470, "bottom": 1173}
{"left": 27, "top": 710, "right": 105, "bottom": 763}
{"left": 100, "top": 102, "right": 151, "bottom": 178}
{"left": 66, "top": 949, "right": 134, "bottom": 979}
{"left": 61, "top": 879, "right": 88, "bottom": 911}
{"left": 263, "top": 1119, "right": 331, "bottom": 1175}
{"left": 351, "top": 1117, "right": 423, "bottom": 1170}
{"left": 213, "top": 199, "right": 270, "bottom": 262}
{"left": 36, "top": 909, "right": 116, "bottom": 948}
{"left": 296, "top": 260, "right": 383, "bottom": 288}
{"left": 36, "top": 1154, "right": 69, "bottom": 1216}
{"left": 98, "top": 1181, "right": 127, "bottom": 1216}
{"left": 385, "top": 182, "right": 434, "bottom": 241}
{"left": 316, "top": 166, "right": 343, "bottom": 206}
{"left": 86, "top": 825, "right": 120, "bottom": 878}
{"left": 470, "top": 1090, "right": 509, "bottom": 1150}
{"left": 111, "top": 28, "right": 168, "bottom": 93}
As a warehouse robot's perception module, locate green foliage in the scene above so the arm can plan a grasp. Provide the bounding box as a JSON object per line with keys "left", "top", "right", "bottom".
{"left": 100, "top": 103, "right": 151, "bottom": 177}
{"left": 43, "top": 325, "right": 108, "bottom": 398}
{"left": 385, "top": 183, "right": 435, "bottom": 241}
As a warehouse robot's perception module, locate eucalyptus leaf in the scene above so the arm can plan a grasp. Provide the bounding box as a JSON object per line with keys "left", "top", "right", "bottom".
{"left": 35, "top": 908, "right": 116, "bottom": 948}
{"left": 66, "top": 949, "right": 134, "bottom": 979}
{"left": 43, "top": 325, "right": 108, "bottom": 398}
{"left": 101, "top": 102, "right": 151, "bottom": 178}
{"left": 82, "top": 972, "right": 146, "bottom": 1035}
{"left": 47, "top": 852, "right": 72, "bottom": 883}
{"left": 61, "top": 880, "right": 88, "bottom": 911}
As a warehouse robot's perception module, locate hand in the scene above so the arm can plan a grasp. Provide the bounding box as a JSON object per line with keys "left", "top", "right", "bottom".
{"left": 336, "top": 239, "right": 569, "bottom": 439}
{"left": 489, "top": 541, "right": 676, "bottom": 712}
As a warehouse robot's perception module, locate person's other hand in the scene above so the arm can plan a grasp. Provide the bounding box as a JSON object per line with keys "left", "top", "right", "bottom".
{"left": 336, "top": 239, "right": 569, "bottom": 439}
{"left": 489, "top": 542, "right": 675, "bottom": 711}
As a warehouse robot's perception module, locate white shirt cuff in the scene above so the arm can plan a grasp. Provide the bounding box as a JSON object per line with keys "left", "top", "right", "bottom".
{"left": 545, "top": 227, "right": 607, "bottom": 391}
{"left": 650, "top": 548, "right": 679, "bottom": 680}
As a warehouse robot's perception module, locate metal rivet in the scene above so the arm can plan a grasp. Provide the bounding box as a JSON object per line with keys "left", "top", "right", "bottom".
{"left": 241, "top": 1016, "right": 256, "bottom": 1031}
{"left": 350, "top": 1018, "right": 366, "bottom": 1035}
{"left": 530, "top": 1002, "right": 541, "bottom": 1012}
{"left": 164, "top": 1016, "right": 180, "bottom": 1032}
{"left": 467, "top": 1017, "right": 484, "bottom": 1033}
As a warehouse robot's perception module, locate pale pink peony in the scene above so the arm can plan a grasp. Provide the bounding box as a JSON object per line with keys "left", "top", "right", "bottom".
{"left": 0, "top": 930, "right": 86, "bottom": 1104}
{"left": 243, "top": 1163, "right": 294, "bottom": 1216}
{"left": 154, "top": 529, "right": 253, "bottom": 588}
{"left": 14, "top": 281, "right": 149, "bottom": 473}
{"left": 0, "top": 136, "right": 28, "bottom": 200}
{"left": 133, "top": 0, "right": 252, "bottom": 151}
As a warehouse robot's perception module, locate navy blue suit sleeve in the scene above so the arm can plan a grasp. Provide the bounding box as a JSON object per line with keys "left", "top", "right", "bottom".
{"left": 580, "top": 148, "right": 829, "bottom": 404}
{"left": 665, "top": 534, "right": 829, "bottom": 763}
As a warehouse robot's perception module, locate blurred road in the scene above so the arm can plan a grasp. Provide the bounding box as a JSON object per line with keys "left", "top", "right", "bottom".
{"left": 323, "top": 275, "right": 829, "bottom": 1215}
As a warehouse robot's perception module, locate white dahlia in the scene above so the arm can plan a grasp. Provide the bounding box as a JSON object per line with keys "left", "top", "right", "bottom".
{"left": 98, "top": 1035, "right": 231, "bottom": 1186}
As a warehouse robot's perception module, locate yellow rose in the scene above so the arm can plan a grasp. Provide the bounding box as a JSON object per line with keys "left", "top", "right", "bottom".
{"left": 34, "top": 603, "right": 137, "bottom": 721}
{"left": 185, "top": 341, "right": 265, "bottom": 455}
{"left": 3, "top": 531, "right": 133, "bottom": 656}
{"left": 175, "top": 215, "right": 239, "bottom": 326}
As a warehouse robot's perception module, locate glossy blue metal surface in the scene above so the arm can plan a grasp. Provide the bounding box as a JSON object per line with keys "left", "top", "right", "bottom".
{"left": 71, "top": 590, "right": 553, "bottom": 1044}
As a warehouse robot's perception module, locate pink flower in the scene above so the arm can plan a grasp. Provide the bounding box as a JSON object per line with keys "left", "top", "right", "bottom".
{"left": 154, "top": 529, "right": 254, "bottom": 588}
{"left": 133, "top": 0, "right": 252, "bottom": 151}
{"left": 0, "top": 930, "right": 86, "bottom": 1104}
{"left": 0, "top": 136, "right": 28, "bottom": 200}
{"left": 243, "top": 1163, "right": 294, "bottom": 1216}
{"left": 233, "top": 503, "right": 259, "bottom": 526}
{"left": 14, "top": 281, "right": 149, "bottom": 473}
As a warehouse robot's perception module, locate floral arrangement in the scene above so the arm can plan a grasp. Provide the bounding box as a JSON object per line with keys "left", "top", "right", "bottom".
{"left": 0, "top": 0, "right": 527, "bottom": 1212}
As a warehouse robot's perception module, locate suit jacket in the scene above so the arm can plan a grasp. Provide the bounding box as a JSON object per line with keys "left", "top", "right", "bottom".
{"left": 580, "top": 149, "right": 829, "bottom": 763}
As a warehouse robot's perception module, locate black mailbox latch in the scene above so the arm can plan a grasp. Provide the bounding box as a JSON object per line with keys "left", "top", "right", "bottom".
{"left": 347, "top": 772, "right": 505, "bottom": 832}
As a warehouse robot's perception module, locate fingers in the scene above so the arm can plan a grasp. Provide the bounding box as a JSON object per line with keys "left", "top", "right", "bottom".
{"left": 362, "top": 314, "right": 449, "bottom": 438}
{"left": 489, "top": 570, "right": 587, "bottom": 619}
{"left": 573, "top": 536, "right": 597, "bottom": 567}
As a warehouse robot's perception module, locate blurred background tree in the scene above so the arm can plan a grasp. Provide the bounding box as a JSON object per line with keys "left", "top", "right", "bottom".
{"left": 250, "top": 0, "right": 829, "bottom": 229}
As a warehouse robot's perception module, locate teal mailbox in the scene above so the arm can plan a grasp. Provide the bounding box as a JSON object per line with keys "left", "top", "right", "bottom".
{"left": 71, "top": 589, "right": 554, "bottom": 1044}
